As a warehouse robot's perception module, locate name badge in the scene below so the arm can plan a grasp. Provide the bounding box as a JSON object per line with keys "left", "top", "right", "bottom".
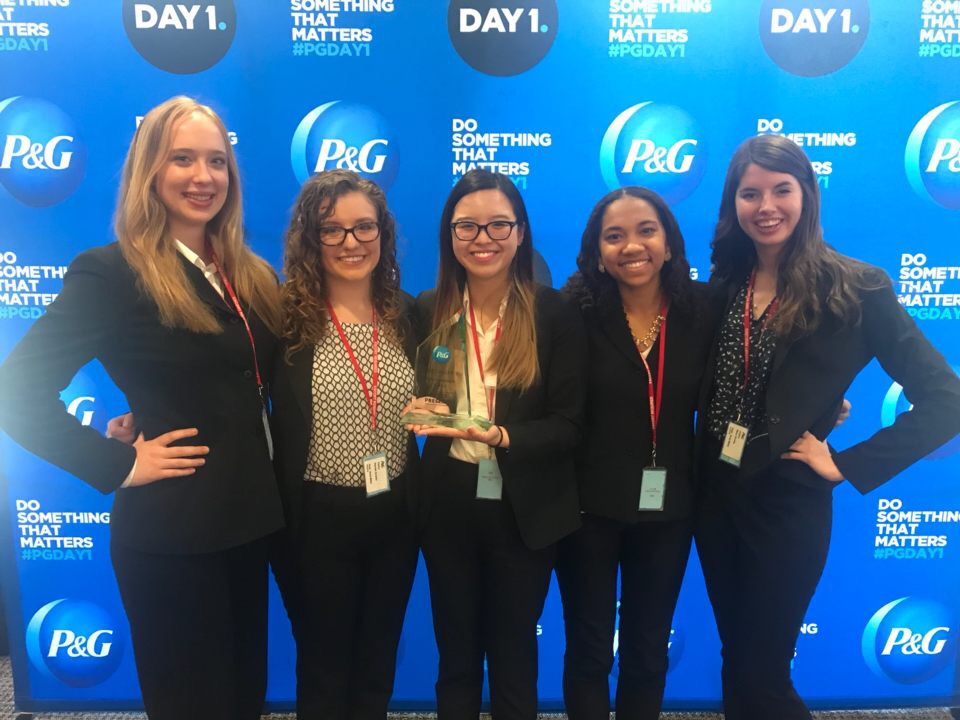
{"left": 476, "top": 457, "right": 503, "bottom": 500}
{"left": 639, "top": 467, "right": 667, "bottom": 511}
{"left": 362, "top": 451, "right": 390, "bottom": 497}
{"left": 720, "top": 421, "right": 748, "bottom": 467}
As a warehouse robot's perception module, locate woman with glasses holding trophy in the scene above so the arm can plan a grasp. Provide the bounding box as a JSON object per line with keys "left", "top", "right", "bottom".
{"left": 403, "top": 169, "right": 586, "bottom": 719}
{"left": 270, "top": 169, "right": 420, "bottom": 720}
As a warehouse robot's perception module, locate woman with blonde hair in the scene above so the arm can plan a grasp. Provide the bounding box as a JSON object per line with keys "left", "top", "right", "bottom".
{"left": 0, "top": 96, "right": 282, "bottom": 720}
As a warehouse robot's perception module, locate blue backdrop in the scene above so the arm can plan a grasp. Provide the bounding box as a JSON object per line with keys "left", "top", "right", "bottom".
{"left": 2, "top": 0, "right": 959, "bottom": 712}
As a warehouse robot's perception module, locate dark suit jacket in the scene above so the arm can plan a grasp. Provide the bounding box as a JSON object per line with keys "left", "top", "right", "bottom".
{"left": 0, "top": 243, "right": 283, "bottom": 554}
{"left": 270, "top": 292, "right": 420, "bottom": 534}
{"left": 697, "top": 268, "right": 960, "bottom": 493}
{"left": 414, "top": 285, "right": 587, "bottom": 550}
{"left": 575, "top": 282, "right": 716, "bottom": 523}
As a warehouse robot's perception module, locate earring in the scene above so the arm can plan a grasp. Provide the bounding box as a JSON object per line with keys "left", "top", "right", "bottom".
{"left": 665, "top": 251, "right": 672, "bottom": 261}
{"left": 598, "top": 260, "right": 606, "bottom": 273}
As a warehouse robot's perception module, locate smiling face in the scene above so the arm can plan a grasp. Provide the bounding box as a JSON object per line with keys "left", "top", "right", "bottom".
{"left": 450, "top": 188, "right": 523, "bottom": 285}
{"left": 318, "top": 190, "right": 381, "bottom": 288}
{"left": 154, "top": 112, "right": 229, "bottom": 242}
{"left": 735, "top": 162, "right": 804, "bottom": 258}
{"left": 598, "top": 196, "right": 671, "bottom": 295}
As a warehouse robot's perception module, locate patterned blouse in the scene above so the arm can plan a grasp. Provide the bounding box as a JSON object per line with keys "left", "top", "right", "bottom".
{"left": 303, "top": 321, "right": 414, "bottom": 487}
{"left": 706, "top": 282, "right": 778, "bottom": 443}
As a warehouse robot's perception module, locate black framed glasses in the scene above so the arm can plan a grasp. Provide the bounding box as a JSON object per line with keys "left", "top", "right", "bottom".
{"left": 450, "top": 220, "right": 518, "bottom": 242}
{"left": 317, "top": 221, "right": 381, "bottom": 246}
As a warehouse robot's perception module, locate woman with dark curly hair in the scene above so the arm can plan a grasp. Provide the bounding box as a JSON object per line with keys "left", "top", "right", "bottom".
{"left": 696, "top": 134, "right": 960, "bottom": 719}
{"left": 270, "top": 169, "right": 419, "bottom": 720}
{"left": 556, "top": 186, "right": 716, "bottom": 720}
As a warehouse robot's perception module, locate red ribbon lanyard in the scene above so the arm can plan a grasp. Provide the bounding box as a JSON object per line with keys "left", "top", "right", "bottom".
{"left": 637, "top": 301, "right": 669, "bottom": 465}
{"left": 210, "top": 253, "right": 265, "bottom": 403}
{"left": 742, "top": 268, "right": 778, "bottom": 392}
{"left": 467, "top": 299, "right": 501, "bottom": 421}
{"left": 326, "top": 301, "right": 380, "bottom": 431}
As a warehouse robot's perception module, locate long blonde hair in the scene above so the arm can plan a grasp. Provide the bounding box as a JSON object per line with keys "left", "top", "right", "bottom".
{"left": 115, "top": 96, "right": 280, "bottom": 334}
{"left": 433, "top": 170, "right": 539, "bottom": 391}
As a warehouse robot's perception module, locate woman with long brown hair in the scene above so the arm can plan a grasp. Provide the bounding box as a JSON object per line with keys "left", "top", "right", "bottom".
{"left": 270, "top": 169, "right": 419, "bottom": 720}
{"left": 0, "top": 96, "right": 282, "bottom": 719}
{"left": 696, "top": 134, "right": 960, "bottom": 719}
{"left": 407, "top": 169, "right": 586, "bottom": 719}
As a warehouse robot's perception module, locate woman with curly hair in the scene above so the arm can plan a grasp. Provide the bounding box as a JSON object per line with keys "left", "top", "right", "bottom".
{"left": 696, "top": 134, "right": 960, "bottom": 719}
{"left": 270, "top": 169, "right": 419, "bottom": 720}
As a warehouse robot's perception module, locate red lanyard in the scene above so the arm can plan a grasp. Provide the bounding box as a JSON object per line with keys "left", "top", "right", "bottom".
{"left": 326, "top": 301, "right": 380, "bottom": 431}
{"left": 210, "top": 252, "right": 264, "bottom": 403}
{"left": 636, "top": 301, "right": 669, "bottom": 466}
{"left": 467, "top": 298, "right": 501, "bottom": 421}
{"left": 743, "top": 268, "right": 778, "bottom": 393}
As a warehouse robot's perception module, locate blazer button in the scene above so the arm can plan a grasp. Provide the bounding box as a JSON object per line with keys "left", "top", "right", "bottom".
{"left": 243, "top": 370, "right": 253, "bottom": 378}
{"left": 769, "top": 414, "right": 780, "bottom": 425}
{"left": 230, "top": 316, "right": 241, "bottom": 324}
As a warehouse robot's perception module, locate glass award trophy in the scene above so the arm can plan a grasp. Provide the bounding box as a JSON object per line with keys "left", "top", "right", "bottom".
{"left": 400, "top": 315, "right": 493, "bottom": 431}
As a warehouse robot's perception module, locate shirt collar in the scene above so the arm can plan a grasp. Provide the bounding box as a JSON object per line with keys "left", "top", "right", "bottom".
{"left": 174, "top": 239, "right": 216, "bottom": 273}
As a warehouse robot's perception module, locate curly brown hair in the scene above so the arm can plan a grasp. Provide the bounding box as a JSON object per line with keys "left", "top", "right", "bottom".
{"left": 281, "top": 170, "right": 402, "bottom": 358}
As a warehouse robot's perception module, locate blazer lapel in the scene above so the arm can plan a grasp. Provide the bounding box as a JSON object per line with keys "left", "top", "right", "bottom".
{"left": 599, "top": 305, "right": 644, "bottom": 371}
{"left": 494, "top": 385, "right": 515, "bottom": 425}
{"left": 288, "top": 345, "right": 314, "bottom": 426}
{"left": 178, "top": 254, "right": 236, "bottom": 316}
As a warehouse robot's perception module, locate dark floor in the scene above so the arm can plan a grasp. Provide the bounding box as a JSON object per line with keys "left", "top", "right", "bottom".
{"left": 1, "top": 656, "right": 955, "bottom": 720}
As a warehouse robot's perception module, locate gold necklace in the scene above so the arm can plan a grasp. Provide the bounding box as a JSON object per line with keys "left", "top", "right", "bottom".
{"left": 629, "top": 311, "right": 664, "bottom": 352}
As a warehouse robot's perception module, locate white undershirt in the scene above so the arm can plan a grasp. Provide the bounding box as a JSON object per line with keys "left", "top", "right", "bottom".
{"left": 449, "top": 289, "right": 507, "bottom": 465}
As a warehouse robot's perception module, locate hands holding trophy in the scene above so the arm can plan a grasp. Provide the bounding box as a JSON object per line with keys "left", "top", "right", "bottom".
{"left": 401, "top": 315, "right": 507, "bottom": 446}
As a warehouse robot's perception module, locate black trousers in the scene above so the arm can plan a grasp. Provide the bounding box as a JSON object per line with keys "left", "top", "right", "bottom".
{"left": 110, "top": 536, "right": 270, "bottom": 720}
{"left": 556, "top": 512, "right": 692, "bottom": 720}
{"left": 294, "top": 478, "right": 419, "bottom": 720}
{"left": 421, "top": 457, "right": 555, "bottom": 720}
{"left": 695, "top": 450, "right": 833, "bottom": 720}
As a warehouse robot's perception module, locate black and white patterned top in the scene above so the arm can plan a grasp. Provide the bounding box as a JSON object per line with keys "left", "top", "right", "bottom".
{"left": 303, "top": 321, "right": 414, "bottom": 487}
{"left": 706, "top": 282, "right": 778, "bottom": 442}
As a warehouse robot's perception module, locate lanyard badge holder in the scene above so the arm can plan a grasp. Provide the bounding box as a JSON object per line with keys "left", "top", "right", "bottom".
{"left": 638, "top": 301, "right": 669, "bottom": 511}
{"left": 212, "top": 252, "right": 273, "bottom": 460}
{"left": 720, "top": 271, "right": 777, "bottom": 468}
{"left": 327, "top": 302, "right": 390, "bottom": 497}
{"left": 464, "top": 300, "right": 504, "bottom": 501}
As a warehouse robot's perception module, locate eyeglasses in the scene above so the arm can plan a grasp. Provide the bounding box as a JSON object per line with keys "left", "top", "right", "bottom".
{"left": 450, "top": 220, "right": 518, "bottom": 242}
{"left": 317, "top": 221, "right": 381, "bottom": 246}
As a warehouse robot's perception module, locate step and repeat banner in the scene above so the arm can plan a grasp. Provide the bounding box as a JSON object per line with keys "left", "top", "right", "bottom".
{"left": 1, "top": 0, "right": 960, "bottom": 712}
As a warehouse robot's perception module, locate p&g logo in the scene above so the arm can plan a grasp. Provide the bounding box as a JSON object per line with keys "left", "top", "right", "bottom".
{"left": 122, "top": 1, "right": 236, "bottom": 74}
{"left": 905, "top": 101, "right": 960, "bottom": 210}
{"left": 759, "top": 0, "right": 870, "bottom": 77}
{"left": 26, "top": 599, "right": 124, "bottom": 687}
{"left": 0, "top": 96, "right": 86, "bottom": 208}
{"left": 599, "top": 102, "right": 706, "bottom": 203}
{"left": 291, "top": 101, "right": 399, "bottom": 189}
{"left": 862, "top": 596, "right": 956, "bottom": 684}
{"left": 447, "top": 1, "right": 558, "bottom": 76}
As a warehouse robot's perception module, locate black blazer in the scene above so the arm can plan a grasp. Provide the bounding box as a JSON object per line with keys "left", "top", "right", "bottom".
{"left": 415, "top": 285, "right": 587, "bottom": 550}
{"left": 270, "top": 293, "right": 420, "bottom": 533}
{"left": 0, "top": 243, "right": 283, "bottom": 554}
{"left": 697, "top": 268, "right": 960, "bottom": 493}
{"left": 575, "top": 282, "right": 716, "bottom": 524}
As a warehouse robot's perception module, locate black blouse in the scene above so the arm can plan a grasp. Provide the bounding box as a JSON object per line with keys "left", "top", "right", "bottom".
{"left": 706, "top": 281, "right": 778, "bottom": 443}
